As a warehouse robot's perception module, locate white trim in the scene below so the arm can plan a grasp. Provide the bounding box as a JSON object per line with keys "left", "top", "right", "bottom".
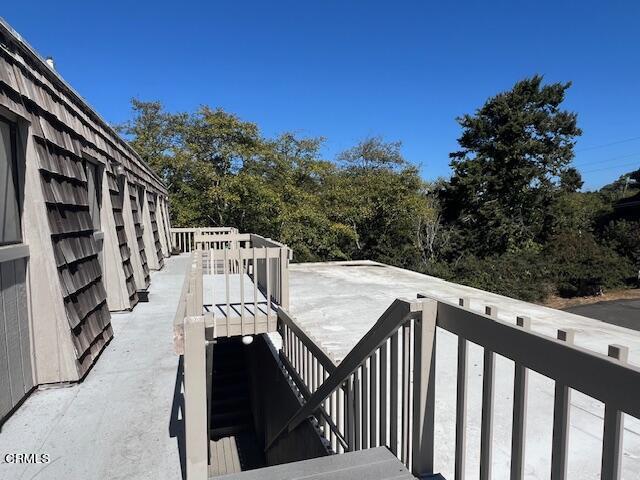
{"left": 0, "top": 243, "right": 29, "bottom": 263}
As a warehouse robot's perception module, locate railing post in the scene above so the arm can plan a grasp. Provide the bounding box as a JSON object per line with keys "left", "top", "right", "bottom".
{"left": 511, "top": 316, "right": 530, "bottom": 480}
{"left": 480, "top": 306, "right": 497, "bottom": 480}
{"left": 280, "top": 247, "right": 290, "bottom": 310}
{"left": 183, "top": 316, "right": 208, "bottom": 480}
{"left": 455, "top": 298, "right": 470, "bottom": 480}
{"left": 412, "top": 298, "right": 438, "bottom": 476}
{"left": 601, "top": 344, "right": 629, "bottom": 480}
{"left": 551, "top": 329, "right": 575, "bottom": 480}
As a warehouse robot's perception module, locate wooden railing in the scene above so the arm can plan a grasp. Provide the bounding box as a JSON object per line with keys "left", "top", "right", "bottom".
{"left": 272, "top": 295, "right": 640, "bottom": 480}
{"left": 173, "top": 251, "right": 208, "bottom": 480}
{"left": 170, "top": 227, "right": 238, "bottom": 253}
{"left": 173, "top": 232, "right": 292, "bottom": 480}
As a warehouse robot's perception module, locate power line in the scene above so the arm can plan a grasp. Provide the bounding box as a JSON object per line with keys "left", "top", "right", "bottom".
{"left": 580, "top": 160, "right": 639, "bottom": 174}
{"left": 576, "top": 135, "right": 640, "bottom": 152}
{"left": 573, "top": 151, "right": 640, "bottom": 168}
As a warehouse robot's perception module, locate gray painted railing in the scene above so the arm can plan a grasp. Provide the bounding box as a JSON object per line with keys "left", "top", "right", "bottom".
{"left": 173, "top": 232, "right": 292, "bottom": 480}
{"left": 170, "top": 227, "right": 238, "bottom": 253}
{"left": 273, "top": 294, "right": 640, "bottom": 480}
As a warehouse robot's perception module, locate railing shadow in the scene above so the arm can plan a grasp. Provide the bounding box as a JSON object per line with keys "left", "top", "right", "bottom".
{"left": 169, "top": 355, "right": 187, "bottom": 480}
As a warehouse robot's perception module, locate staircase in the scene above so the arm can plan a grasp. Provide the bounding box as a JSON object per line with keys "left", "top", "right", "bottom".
{"left": 210, "top": 338, "right": 253, "bottom": 438}
{"left": 209, "top": 338, "right": 265, "bottom": 476}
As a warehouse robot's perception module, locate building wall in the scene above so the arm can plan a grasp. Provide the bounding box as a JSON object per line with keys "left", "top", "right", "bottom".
{"left": 246, "top": 335, "right": 330, "bottom": 466}
{"left": 0, "top": 18, "right": 173, "bottom": 419}
{"left": 0, "top": 256, "right": 33, "bottom": 422}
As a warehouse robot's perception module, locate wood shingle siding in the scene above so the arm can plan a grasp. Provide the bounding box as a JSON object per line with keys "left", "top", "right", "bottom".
{"left": 108, "top": 169, "right": 139, "bottom": 308}
{"left": 0, "top": 18, "right": 172, "bottom": 396}
{"left": 148, "top": 192, "right": 164, "bottom": 269}
{"left": 129, "top": 186, "right": 150, "bottom": 287}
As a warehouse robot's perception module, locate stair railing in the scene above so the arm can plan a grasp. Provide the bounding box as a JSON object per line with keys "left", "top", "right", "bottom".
{"left": 268, "top": 297, "right": 438, "bottom": 477}
{"left": 272, "top": 293, "right": 640, "bottom": 480}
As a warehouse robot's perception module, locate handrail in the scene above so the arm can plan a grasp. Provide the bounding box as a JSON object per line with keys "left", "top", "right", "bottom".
{"left": 276, "top": 292, "right": 640, "bottom": 479}
{"left": 278, "top": 308, "right": 337, "bottom": 375}
{"left": 433, "top": 296, "right": 640, "bottom": 418}
{"left": 266, "top": 298, "right": 426, "bottom": 450}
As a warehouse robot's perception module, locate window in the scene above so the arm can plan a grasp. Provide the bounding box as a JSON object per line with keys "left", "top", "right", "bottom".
{"left": 84, "top": 159, "right": 102, "bottom": 231}
{"left": 0, "top": 117, "right": 21, "bottom": 245}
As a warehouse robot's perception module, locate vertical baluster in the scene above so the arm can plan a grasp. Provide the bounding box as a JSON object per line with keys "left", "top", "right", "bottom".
{"left": 550, "top": 329, "right": 574, "bottom": 480}
{"left": 401, "top": 323, "right": 411, "bottom": 465}
{"left": 390, "top": 331, "right": 399, "bottom": 456}
{"left": 370, "top": 351, "right": 378, "bottom": 448}
{"left": 601, "top": 344, "right": 628, "bottom": 480}
{"left": 455, "top": 298, "right": 469, "bottom": 480}
{"left": 319, "top": 364, "right": 327, "bottom": 436}
{"left": 346, "top": 378, "right": 355, "bottom": 451}
{"left": 480, "top": 306, "right": 497, "bottom": 480}
{"left": 354, "top": 368, "right": 361, "bottom": 451}
{"left": 312, "top": 356, "right": 318, "bottom": 393}
{"left": 380, "top": 341, "right": 388, "bottom": 448}
{"left": 281, "top": 323, "right": 286, "bottom": 356}
{"left": 362, "top": 358, "right": 370, "bottom": 449}
{"left": 265, "top": 247, "right": 271, "bottom": 320}
{"left": 511, "top": 316, "right": 530, "bottom": 480}
{"left": 302, "top": 344, "right": 308, "bottom": 387}
{"left": 252, "top": 248, "right": 258, "bottom": 320}
{"left": 338, "top": 386, "right": 345, "bottom": 453}
{"left": 240, "top": 255, "right": 245, "bottom": 335}
{"left": 224, "top": 249, "right": 230, "bottom": 333}
{"left": 330, "top": 388, "right": 337, "bottom": 451}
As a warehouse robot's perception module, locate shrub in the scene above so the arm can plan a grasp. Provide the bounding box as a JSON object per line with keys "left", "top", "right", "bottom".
{"left": 545, "top": 231, "right": 635, "bottom": 297}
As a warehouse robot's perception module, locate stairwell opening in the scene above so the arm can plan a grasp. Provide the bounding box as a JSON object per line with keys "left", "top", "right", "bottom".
{"left": 208, "top": 334, "right": 331, "bottom": 476}
{"left": 209, "top": 336, "right": 266, "bottom": 472}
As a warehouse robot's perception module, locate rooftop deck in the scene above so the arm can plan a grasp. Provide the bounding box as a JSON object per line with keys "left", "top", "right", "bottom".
{"left": 287, "top": 260, "right": 640, "bottom": 480}
{"left": 1, "top": 254, "right": 639, "bottom": 480}
{"left": 0, "top": 255, "right": 190, "bottom": 480}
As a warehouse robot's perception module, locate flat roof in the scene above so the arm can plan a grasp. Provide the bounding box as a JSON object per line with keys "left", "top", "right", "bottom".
{"left": 288, "top": 260, "right": 640, "bottom": 480}
{"left": 0, "top": 256, "right": 190, "bottom": 480}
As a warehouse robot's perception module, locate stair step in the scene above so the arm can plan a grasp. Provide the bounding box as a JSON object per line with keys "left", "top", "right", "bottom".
{"left": 210, "top": 423, "right": 252, "bottom": 438}
{"left": 212, "top": 395, "right": 250, "bottom": 409}
{"left": 211, "top": 409, "right": 253, "bottom": 426}
{"left": 212, "top": 370, "right": 247, "bottom": 382}
{"left": 212, "top": 382, "right": 249, "bottom": 396}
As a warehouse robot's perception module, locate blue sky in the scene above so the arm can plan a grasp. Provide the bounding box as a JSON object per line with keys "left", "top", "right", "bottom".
{"left": 3, "top": 1, "right": 639, "bottom": 190}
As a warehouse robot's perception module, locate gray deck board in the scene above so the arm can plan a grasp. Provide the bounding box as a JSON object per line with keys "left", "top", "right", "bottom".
{"left": 213, "top": 447, "right": 413, "bottom": 480}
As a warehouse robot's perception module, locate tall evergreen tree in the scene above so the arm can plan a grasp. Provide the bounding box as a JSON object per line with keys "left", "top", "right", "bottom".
{"left": 442, "top": 75, "right": 582, "bottom": 255}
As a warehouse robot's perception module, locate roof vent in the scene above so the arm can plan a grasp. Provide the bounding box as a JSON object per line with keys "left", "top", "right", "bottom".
{"left": 45, "top": 56, "right": 55, "bottom": 70}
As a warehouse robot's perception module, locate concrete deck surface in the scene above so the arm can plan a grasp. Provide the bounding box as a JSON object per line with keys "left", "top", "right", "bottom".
{"left": 0, "top": 255, "right": 190, "bottom": 480}
{"left": 288, "top": 260, "right": 640, "bottom": 480}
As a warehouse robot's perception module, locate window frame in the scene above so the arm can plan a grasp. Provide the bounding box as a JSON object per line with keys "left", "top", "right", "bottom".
{"left": 83, "top": 155, "right": 104, "bottom": 234}
{"left": 0, "top": 114, "right": 22, "bottom": 247}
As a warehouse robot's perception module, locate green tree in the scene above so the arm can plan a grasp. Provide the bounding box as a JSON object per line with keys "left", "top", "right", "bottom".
{"left": 442, "top": 75, "right": 582, "bottom": 256}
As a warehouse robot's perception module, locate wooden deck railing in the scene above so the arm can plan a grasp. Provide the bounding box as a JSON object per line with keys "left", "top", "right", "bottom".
{"left": 172, "top": 252, "right": 208, "bottom": 480}
{"left": 171, "top": 227, "right": 238, "bottom": 253}
{"left": 173, "top": 231, "right": 292, "bottom": 480}
{"left": 272, "top": 294, "right": 640, "bottom": 480}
